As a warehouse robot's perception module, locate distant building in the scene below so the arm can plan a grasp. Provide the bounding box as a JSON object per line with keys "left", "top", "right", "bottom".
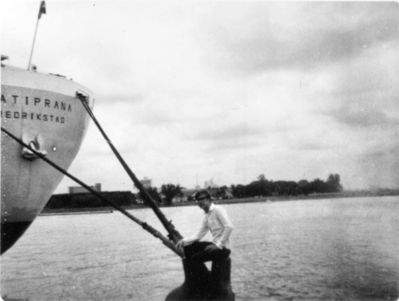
{"left": 69, "top": 183, "right": 101, "bottom": 194}
{"left": 204, "top": 179, "right": 217, "bottom": 189}
{"left": 46, "top": 190, "right": 137, "bottom": 210}
{"left": 180, "top": 188, "right": 198, "bottom": 202}
{"left": 140, "top": 177, "right": 152, "bottom": 189}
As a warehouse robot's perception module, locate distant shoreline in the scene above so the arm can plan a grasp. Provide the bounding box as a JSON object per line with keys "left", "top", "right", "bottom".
{"left": 40, "top": 208, "right": 114, "bottom": 216}
{"left": 40, "top": 190, "right": 399, "bottom": 215}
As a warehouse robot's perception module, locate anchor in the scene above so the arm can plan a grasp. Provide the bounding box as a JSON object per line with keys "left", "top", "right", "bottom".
{"left": 21, "top": 134, "right": 47, "bottom": 160}
{"left": 2, "top": 94, "right": 236, "bottom": 300}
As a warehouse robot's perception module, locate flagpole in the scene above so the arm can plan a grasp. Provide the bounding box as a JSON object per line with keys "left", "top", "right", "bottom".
{"left": 27, "top": 17, "right": 40, "bottom": 70}
{"left": 28, "top": 1, "right": 46, "bottom": 70}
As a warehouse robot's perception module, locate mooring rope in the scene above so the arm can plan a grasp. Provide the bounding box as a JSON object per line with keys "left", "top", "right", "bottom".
{"left": 1, "top": 126, "right": 184, "bottom": 258}
{"left": 77, "top": 95, "right": 183, "bottom": 243}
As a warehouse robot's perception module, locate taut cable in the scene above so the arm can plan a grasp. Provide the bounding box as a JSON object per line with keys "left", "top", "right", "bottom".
{"left": 78, "top": 96, "right": 183, "bottom": 243}
{"left": 1, "top": 126, "right": 184, "bottom": 257}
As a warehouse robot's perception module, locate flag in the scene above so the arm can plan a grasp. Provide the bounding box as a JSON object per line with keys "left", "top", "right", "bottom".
{"left": 38, "top": 1, "right": 46, "bottom": 19}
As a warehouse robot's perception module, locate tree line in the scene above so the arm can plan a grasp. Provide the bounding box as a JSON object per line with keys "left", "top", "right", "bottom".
{"left": 45, "top": 173, "right": 343, "bottom": 209}
{"left": 143, "top": 173, "right": 343, "bottom": 205}
{"left": 229, "top": 173, "right": 342, "bottom": 198}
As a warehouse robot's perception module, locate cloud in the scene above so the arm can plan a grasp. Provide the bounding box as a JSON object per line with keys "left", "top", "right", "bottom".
{"left": 197, "top": 2, "right": 399, "bottom": 75}
{"left": 319, "top": 39, "right": 399, "bottom": 130}
{"left": 355, "top": 142, "right": 399, "bottom": 189}
{"left": 193, "top": 123, "right": 264, "bottom": 141}
{"left": 328, "top": 103, "right": 398, "bottom": 128}
{"left": 3, "top": 1, "right": 399, "bottom": 191}
{"left": 195, "top": 124, "right": 266, "bottom": 152}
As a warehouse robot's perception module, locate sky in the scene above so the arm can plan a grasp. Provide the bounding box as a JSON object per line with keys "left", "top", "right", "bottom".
{"left": 2, "top": 1, "right": 399, "bottom": 193}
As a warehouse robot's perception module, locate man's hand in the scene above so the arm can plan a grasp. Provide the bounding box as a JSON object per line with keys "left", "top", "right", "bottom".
{"left": 176, "top": 238, "right": 196, "bottom": 250}
{"left": 214, "top": 241, "right": 223, "bottom": 249}
{"left": 176, "top": 238, "right": 185, "bottom": 249}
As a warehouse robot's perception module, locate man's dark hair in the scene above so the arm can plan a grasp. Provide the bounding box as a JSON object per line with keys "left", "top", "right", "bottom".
{"left": 194, "top": 190, "right": 211, "bottom": 201}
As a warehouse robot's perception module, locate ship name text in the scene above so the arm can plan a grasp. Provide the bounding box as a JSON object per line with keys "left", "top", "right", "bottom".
{"left": 0, "top": 94, "right": 73, "bottom": 124}
{"left": 1, "top": 94, "right": 73, "bottom": 112}
{"left": 0, "top": 110, "right": 65, "bottom": 123}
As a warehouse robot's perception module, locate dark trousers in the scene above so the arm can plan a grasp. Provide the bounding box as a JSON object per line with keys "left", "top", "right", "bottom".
{"left": 184, "top": 241, "right": 230, "bottom": 263}
{"left": 181, "top": 241, "right": 233, "bottom": 300}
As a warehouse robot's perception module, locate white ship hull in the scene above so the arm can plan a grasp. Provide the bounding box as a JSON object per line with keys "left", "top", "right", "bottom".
{"left": 1, "top": 65, "right": 93, "bottom": 253}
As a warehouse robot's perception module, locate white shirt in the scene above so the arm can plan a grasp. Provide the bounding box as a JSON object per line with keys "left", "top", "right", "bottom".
{"left": 192, "top": 203, "right": 234, "bottom": 249}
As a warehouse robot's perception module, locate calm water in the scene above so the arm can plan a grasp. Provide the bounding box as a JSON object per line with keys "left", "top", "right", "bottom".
{"left": 1, "top": 196, "right": 398, "bottom": 301}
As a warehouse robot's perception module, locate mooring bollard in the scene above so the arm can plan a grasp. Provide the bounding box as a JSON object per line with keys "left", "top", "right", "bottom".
{"left": 166, "top": 257, "right": 235, "bottom": 301}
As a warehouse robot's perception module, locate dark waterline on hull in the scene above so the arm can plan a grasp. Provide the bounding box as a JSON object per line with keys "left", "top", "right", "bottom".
{"left": 1, "top": 221, "right": 32, "bottom": 254}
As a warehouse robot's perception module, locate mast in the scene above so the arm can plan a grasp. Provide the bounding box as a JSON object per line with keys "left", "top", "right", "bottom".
{"left": 28, "top": 1, "right": 46, "bottom": 70}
